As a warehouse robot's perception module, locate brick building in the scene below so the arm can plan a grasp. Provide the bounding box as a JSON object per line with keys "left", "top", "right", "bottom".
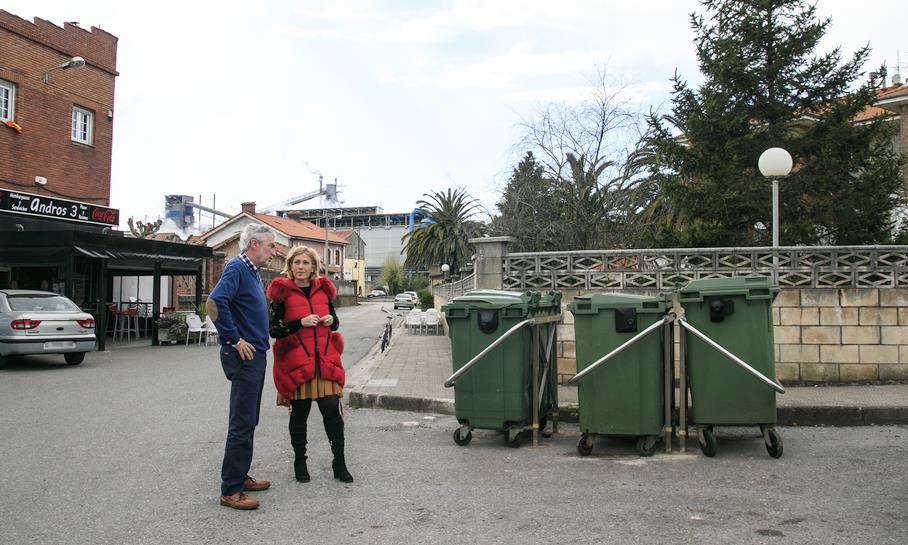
{"left": 0, "top": 10, "right": 117, "bottom": 206}
{"left": 0, "top": 11, "right": 211, "bottom": 349}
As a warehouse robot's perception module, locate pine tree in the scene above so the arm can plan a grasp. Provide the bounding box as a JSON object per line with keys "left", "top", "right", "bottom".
{"left": 491, "top": 152, "right": 561, "bottom": 252}
{"left": 645, "top": 0, "right": 904, "bottom": 246}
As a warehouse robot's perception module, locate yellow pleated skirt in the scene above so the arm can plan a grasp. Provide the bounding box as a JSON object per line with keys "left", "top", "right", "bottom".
{"left": 276, "top": 378, "right": 343, "bottom": 405}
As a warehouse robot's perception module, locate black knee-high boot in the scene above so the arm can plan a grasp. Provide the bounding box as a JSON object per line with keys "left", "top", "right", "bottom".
{"left": 320, "top": 396, "right": 353, "bottom": 483}
{"left": 289, "top": 399, "right": 311, "bottom": 482}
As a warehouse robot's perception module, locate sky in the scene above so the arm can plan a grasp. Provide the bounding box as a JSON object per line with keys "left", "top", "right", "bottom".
{"left": 5, "top": 0, "right": 906, "bottom": 231}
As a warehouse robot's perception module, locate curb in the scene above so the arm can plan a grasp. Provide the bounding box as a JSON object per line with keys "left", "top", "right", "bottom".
{"left": 347, "top": 391, "right": 908, "bottom": 427}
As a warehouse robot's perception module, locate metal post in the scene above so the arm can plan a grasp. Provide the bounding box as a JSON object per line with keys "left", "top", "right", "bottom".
{"left": 532, "top": 324, "right": 540, "bottom": 447}
{"left": 679, "top": 321, "right": 687, "bottom": 453}
{"left": 550, "top": 323, "right": 559, "bottom": 435}
{"left": 663, "top": 317, "right": 673, "bottom": 454}
{"left": 772, "top": 178, "right": 780, "bottom": 249}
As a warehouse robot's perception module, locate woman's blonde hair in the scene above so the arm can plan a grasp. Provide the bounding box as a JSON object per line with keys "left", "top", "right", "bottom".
{"left": 283, "top": 245, "right": 321, "bottom": 282}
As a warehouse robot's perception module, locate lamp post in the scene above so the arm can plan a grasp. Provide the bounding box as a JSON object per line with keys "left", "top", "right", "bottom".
{"left": 43, "top": 56, "right": 86, "bottom": 84}
{"left": 441, "top": 263, "right": 450, "bottom": 282}
{"left": 758, "top": 147, "right": 793, "bottom": 248}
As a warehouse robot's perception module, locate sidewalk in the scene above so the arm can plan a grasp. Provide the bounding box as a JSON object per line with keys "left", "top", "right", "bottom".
{"left": 347, "top": 326, "right": 908, "bottom": 426}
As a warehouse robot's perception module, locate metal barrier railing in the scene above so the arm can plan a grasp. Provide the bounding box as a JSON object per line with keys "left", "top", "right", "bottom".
{"left": 443, "top": 318, "right": 532, "bottom": 388}
{"left": 678, "top": 317, "right": 785, "bottom": 394}
{"left": 568, "top": 315, "right": 673, "bottom": 385}
{"left": 444, "top": 314, "right": 562, "bottom": 447}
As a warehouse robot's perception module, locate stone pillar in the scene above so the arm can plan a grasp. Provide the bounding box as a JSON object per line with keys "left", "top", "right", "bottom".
{"left": 469, "top": 236, "right": 515, "bottom": 290}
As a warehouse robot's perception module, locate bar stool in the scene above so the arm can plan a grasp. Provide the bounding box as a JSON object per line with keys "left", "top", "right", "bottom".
{"left": 115, "top": 307, "right": 140, "bottom": 342}
{"left": 106, "top": 304, "right": 119, "bottom": 336}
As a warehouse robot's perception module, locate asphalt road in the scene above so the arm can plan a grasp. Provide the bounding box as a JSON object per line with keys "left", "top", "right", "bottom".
{"left": 335, "top": 300, "right": 404, "bottom": 368}
{"left": 1, "top": 345, "right": 906, "bottom": 544}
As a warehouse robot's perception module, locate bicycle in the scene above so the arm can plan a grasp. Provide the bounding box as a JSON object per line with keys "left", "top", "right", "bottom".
{"left": 380, "top": 307, "right": 393, "bottom": 352}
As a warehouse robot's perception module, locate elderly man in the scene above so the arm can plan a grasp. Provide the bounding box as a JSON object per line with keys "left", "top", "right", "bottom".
{"left": 207, "top": 224, "right": 276, "bottom": 510}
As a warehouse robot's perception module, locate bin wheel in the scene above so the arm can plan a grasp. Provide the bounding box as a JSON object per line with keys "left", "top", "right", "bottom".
{"left": 453, "top": 429, "right": 472, "bottom": 446}
{"left": 505, "top": 430, "right": 523, "bottom": 449}
{"left": 577, "top": 433, "right": 593, "bottom": 456}
{"left": 765, "top": 428, "right": 783, "bottom": 458}
{"left": 636, "top": 435, "right": 658, "bottom": 457}
{"left": 699, "top": 427, "right": 718, "bottom": 457}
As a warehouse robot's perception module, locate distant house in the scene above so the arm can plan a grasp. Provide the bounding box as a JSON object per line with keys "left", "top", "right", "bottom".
{"left": 861, "top": 83, "right": 908, "bottom": 184}
{"left": 199, "top": 202, "right": 348, "bottom": 289}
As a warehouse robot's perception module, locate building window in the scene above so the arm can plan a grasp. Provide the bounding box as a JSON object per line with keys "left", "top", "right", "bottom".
{"left": 0, "top": 79, "right": 15, "bottom": 121}
{"left": 335, "top": 249, "right": 341, "bottom": 266}
{"left": 71, "top": 106, "right": 94, "bottom": 145}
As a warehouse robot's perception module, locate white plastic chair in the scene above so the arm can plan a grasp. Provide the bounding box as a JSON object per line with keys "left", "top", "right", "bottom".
{"left": 185, "top": 314, "right": 206, "bottom": 345}
{"left": 424, "top": 309, "right": 440, "bottom": 335}
{"left": 406, "top": 309, "right": 424, "bottom": 334}
{"left": 203, "top": 316, "right": 219, "bottom": 346}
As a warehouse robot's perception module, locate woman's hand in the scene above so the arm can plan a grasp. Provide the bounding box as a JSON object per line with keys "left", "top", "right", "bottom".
{"left": 319, "top": 315, "right": 334, "bottom": 326}
{"left": 300, "top": 314, "right": 320, "bottom": 327}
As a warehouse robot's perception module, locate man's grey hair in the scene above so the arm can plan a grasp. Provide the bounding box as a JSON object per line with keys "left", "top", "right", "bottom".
{"left": 240, "top": 224, "right": 274, "bottom": 251}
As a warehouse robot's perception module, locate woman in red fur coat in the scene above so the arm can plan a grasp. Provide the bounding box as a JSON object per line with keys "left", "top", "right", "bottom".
{"left": 266, "top": 245, "right": 353, "bottom": 483}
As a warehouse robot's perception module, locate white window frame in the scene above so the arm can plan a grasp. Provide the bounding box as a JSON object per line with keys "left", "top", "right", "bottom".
{"left": 0, "top": 79, "right": 15, "bottom": 122}
{"left": 71, "top": 105, "right": 94, "bottom": 145}
{"left": 334, "top": 249, "right": 341, "bottom": 266}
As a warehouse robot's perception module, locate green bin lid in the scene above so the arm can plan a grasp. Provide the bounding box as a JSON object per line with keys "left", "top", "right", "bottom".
{"left": 443, "top": 290, "right": 539, "bottom": 310}
{"left": 567, "top": 292, "right": 668, "bottom": 315}
{"left": 677, "top": 276, "right": 777, "bottom": 302}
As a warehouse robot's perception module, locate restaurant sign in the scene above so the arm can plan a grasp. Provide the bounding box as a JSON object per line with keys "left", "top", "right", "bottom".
{"left": 0, "top": 189, "right": 119, "bottom": 227}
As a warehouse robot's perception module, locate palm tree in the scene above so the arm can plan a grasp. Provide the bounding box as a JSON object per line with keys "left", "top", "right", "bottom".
{"left": 402, "top": 188, "right": 484, "bottom": 275}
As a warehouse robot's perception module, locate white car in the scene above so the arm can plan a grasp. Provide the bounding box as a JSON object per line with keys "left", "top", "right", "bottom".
{"left": 393, "top": 294, "right": 415, "bottom": 310}
{"left": 0, "top": 290, "right": 96, "bottom": 367}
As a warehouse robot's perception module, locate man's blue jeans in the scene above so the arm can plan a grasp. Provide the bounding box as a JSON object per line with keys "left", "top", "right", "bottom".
{"left": 220, "top": 348, "right": 267, "bottom": 496}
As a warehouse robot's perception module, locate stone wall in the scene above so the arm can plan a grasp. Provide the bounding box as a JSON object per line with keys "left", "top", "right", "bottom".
{"left": 553, "top": 288, "right": 908, "bottom": 384}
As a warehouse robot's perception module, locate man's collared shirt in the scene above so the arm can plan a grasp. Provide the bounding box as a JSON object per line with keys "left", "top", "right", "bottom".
{"left": 239, "top": 252, "right": 258, "bottom": 275}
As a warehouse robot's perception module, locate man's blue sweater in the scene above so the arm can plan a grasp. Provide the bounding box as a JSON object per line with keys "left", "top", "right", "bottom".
{"left": 209, "top": 256, "right": 270, "bottom": 352}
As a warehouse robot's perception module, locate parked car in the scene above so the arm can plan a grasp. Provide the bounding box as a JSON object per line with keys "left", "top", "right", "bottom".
{"left": 367, "top": 290, "right": 387, "bottom": 298}
{"left": 393, "top": 293, "right": 415, "bottom": 310}
{"left": 404, "top": 291, "right": 418, "bottom": 300}
{"left": 0, "top": 290, "right": 96, "bottom": 367}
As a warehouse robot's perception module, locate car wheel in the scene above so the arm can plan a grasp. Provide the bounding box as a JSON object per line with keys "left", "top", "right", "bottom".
{"left": 64, "top": 352, "right": 85, "bottom": 366}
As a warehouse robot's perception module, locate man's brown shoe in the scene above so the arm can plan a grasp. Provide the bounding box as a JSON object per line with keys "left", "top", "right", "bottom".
{"left": 219, "top": 492, "right": 259, "bottom": 510}
{"left": 243, "top": 476, "right": 271, "bottom": 492}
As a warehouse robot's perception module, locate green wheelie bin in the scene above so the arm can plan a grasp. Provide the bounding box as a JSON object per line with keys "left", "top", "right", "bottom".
{"left": 442, "top": 290, "right": 561, "bottom": 447}
{"left": 568, "top": 293, "right": 669, "bottom": 457}
{"left": 678, "top": 276, "right": 783, "bottom": 458}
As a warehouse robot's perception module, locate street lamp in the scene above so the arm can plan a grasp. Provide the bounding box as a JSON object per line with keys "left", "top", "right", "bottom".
{"left": 441, "top": 263, "right": 450, "bottom": 282}
{"left": 43, "top": 56, "right": 86, "bottom": 84}
{"left": 758, "top": 147, "right": 793, "bottom": 248}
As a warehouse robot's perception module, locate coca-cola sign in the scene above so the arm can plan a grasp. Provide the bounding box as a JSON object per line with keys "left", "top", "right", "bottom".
{"left": 0, "top": 189, "right": 119, "bottom": 226}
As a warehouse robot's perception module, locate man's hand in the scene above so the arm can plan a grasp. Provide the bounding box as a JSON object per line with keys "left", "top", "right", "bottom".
{"left": 234, "top": 339, "right": 256, "bottom": 360}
